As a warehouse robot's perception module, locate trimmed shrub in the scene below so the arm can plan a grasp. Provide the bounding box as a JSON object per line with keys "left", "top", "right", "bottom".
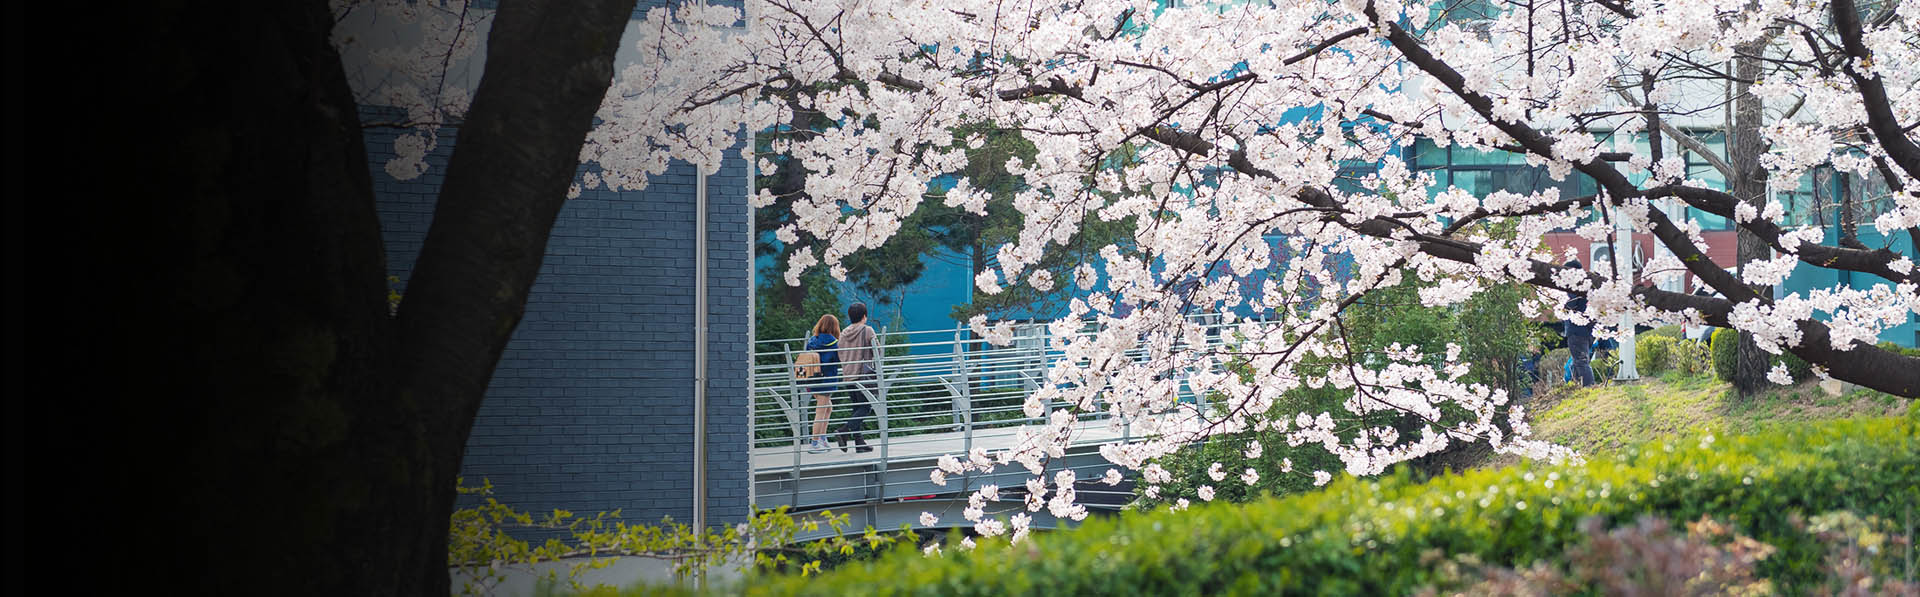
{"left": 1675, "top": 336, "right": 1715, "bottom": 375}
{"left": 1636, "top": 335, "right": 1676, "bottom": 374}
{"left": 692, "top": 417, "right": 1919, "bottom": 596}
{"left": 1711, "top": 327, "right": 1739, "bottom": 381}
{"left": 1776, "top": 349, "right": 1812, "bottom": 382}
{"left": 1710, "top": 328, "right": 1815, "bottom": 383}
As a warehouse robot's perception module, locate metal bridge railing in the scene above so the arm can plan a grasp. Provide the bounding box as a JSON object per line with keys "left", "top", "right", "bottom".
{"left": 751, "top": 316, "right": 1253, "bottom": 512}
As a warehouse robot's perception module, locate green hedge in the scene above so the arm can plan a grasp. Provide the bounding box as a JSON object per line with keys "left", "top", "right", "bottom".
{"left": 1644, "top": 325, "right": 1685, "bottom": 340}
{"left": 1711, "top": 327, "right": 1738, "bottom": 381}
{"left": 1635, "top": 334, "right": 1676, "bottom": 374}
{"left": 709, "top": 414, "right": 1917, "bottom": 596}
{"left": 1710, "top": 328, "right": 1814, "bottom": 383}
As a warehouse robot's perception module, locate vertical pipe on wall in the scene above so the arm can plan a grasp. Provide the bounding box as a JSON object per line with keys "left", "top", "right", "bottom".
{"left": 693, "top": 166, "right": 710, "bottom": 588}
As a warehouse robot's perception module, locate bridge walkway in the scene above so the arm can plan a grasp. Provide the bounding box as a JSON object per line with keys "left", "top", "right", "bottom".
{"left": 750, "top": 319, "right": 1241, "bottom": 537}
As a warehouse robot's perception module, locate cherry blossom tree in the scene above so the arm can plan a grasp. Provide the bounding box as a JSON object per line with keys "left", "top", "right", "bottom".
{"left": 590, "top": 0, "right": 1920, "bottom": 534}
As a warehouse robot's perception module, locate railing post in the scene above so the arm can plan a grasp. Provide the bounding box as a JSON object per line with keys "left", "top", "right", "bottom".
{"left": 782, "top": 347, "right": 802, "bottom": 442}
{"left": 874, "top": 327, "right": 890, "bottom": 503}
{"left": 783, "top": 346, "right": 802, "bottom": 507}
{"left": 956, "top": 324, "right": 972, "bottom": 452}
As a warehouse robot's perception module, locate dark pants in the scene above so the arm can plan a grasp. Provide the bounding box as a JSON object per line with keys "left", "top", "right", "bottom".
{"left": 1568, "top": 335, "right": 1596, "bottom": 386}
{"left": 838, "top": 379, "right": 876, "bottom": 435}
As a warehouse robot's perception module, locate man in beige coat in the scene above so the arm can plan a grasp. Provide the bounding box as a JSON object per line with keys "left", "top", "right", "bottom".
{"left": 833, "top": 302, "right": 877, "bottom": 453}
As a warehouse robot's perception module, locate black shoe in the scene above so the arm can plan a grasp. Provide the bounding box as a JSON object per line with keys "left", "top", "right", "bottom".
{"left": 833, "top": 433, "right": 851, "bottom": 452}
{"left": 853, "top": 436, "right": 872, "bottom": 453}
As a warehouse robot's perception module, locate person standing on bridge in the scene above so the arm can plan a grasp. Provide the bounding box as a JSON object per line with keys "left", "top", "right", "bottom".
{"left": 801, "top": 314, "right": 841, "bottom": 454}
{"left": 835, "top": 302, "right": 877, "bottom": 453}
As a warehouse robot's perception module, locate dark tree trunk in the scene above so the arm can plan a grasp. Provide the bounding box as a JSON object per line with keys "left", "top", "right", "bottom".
{"left": 1729, "top": 45, "right": 1773, "bottom": 397}
{"left": 72, "top": 0, "right": 635, "bottom": 593}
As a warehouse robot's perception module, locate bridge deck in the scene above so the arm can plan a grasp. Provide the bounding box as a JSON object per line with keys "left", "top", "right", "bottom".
{"left": 752, "top": 319, "right": 1238, "bottom": 521}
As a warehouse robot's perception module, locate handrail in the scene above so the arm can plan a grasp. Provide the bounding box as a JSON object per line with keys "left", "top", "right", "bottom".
{"left": 751, "top": 318, "right": 1258, "bottom": 477}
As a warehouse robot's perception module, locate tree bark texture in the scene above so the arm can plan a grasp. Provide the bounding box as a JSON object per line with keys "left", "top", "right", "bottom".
{"left": 1730, "top": 45, "right": 1773, "bottom": 397}
{"left": 71, "top": 0, "right": 635, "bottom": 593}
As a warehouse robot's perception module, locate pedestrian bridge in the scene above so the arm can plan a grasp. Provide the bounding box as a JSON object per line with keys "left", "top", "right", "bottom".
{"left": 750, "top": 320, "right": 1236, "bottom": 541}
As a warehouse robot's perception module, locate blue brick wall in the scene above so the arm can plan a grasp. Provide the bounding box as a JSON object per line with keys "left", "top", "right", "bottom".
{"left": 364, "top": 105, "right": 752, "bottom": 530}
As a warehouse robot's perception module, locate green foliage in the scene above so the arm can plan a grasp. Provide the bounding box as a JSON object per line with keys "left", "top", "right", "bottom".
{"left": 1643, "top": 325, "right": 1685, "bottom": 340}
{"left": 448, "top": 479, "right": 908, "bottom": 595}
{"left": 1539, "top": 348, "right": 1570, "bottom": 387}
{"left": 1136, "top": 269, "right": 1546, "bottom": 509}
{"left": 1877, "top": 340, "right": 1920, "bottom": 359}
{"left": 936, "top": 122, "right": 1141, "bottom": 322}
{"left": 1527, "top": 371, "right": 1912, "bottom": 458}
{"left": 755, "top": 269, "right": 842, "bottom": 359}
{"left": 386, "top": 275, "right": 403, "bottom": 317}
{"left": 1776, "top": 348, "right": 1812, "bottom": 382}
{"left": 1424, "top": 511, "right": 1918, "bottom": 595}
{"left": 1712, "top": 327, "right": 1739, "bottom": 382}
{"left": 1635, "top": 335, "right": 1677, "bottom": 374}
{"left": 754, "top": 111, "right": 1140, "bottom": 326}
{"left": 1591, "top": 347, "right": 1619, "bottom": 381}
{"left": 712, "top": 416, "right": 1919, "bottom": 596}
{"left": 1708, "top": 328, "right": 1814, "bottom": 383}
{"left": 1670, "top": 336, "right": 1716, "bottom": 376}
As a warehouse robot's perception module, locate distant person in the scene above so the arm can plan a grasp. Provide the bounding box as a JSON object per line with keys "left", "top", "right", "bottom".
{"left": 834, "top": 302, "right": 878, "bottom": 453}
{"left": 799, "top": 314, "right": 841, "bottom": 454}
{"left": 1518, "top": 335, "right": 1542, "bottom": 400}
{"left": 1562, "top": 259, "right": 1596, "bottom": 386}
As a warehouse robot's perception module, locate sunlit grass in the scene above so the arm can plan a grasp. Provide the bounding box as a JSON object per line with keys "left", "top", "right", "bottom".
{"left": 1524, "top": 373, "right": 1910, "bottom": 458}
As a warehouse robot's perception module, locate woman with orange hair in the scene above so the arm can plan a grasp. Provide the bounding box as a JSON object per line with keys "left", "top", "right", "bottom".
{"left": 797, "top": 314, "right": 841, "bottom": 453}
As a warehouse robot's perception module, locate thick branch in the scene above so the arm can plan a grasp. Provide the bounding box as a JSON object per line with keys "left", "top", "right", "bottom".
{"left": 1645, "top": 185, "right": 1919, "bottom": 285}
{"left": 1832, "top": 0, "right": 1920, "bottom": 182}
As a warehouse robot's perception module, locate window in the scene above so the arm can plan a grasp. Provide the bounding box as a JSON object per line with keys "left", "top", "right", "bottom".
{"left": 1409, "top": 136, "right": 1598, "bottom": 229}
{"left": 1427, "top": 0, "right": 1500, "bottom": 39}
{"left": 1774, "top": 167, "right": 1841, "bottom": 229}
{"left": 1679, "top": 130, "right": 1733, "bottom": 230}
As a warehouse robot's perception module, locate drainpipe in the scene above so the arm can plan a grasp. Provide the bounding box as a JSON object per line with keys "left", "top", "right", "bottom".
{"left": 693, "top": 166, "right": 709, "bottom": 588}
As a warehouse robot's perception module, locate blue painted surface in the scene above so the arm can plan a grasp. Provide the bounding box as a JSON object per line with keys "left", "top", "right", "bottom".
{"left": 1779, "top": 223, "right": 1918, "bottom": 347}
{"left": 364, "top": 103, "right": 753, "bottom": 531}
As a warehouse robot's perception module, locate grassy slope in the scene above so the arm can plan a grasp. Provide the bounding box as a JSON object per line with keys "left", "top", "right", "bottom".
{"left": 1509, "top": 372, "right": 1911, "bottom": 463}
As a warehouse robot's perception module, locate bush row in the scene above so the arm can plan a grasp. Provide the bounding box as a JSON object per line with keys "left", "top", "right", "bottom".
{"left": 711, "top": 411, "right": 1918, "bottom": 596}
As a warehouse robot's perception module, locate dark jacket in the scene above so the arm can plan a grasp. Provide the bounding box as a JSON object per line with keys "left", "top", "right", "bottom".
{"left": 1562, "top": 294, "right": 1593, "bottom": 338}
{"left": 804, "top": 333, "right": 841, "bottom": 384}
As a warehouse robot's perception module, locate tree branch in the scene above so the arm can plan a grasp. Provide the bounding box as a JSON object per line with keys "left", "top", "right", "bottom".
{"left": 1832, "top": 0, "right": 1920, "bottom": 182}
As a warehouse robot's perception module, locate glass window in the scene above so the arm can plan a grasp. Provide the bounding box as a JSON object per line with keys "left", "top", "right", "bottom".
{"left": 1426, "top": 0, "right": 1500, "bottom": 37}
{"left": 1449, "top": 146, "right": 1527, "bottom": 167}
{"left": 1451, "top": 169, "right": 1490, "bottom": 197}
{"left": 1682, "top": 130, "right": 1726, "bottom": 159}
{"left": 1689, "top": 207, "right": 1731, "bottom": 231}
{"left": 1409, "top": 138, "right": 1447, "bottom": 170}
{"left": 1778, "top": 170, "right": 1822, "bottom": 229}
{"left": 1683, "top": 160, "right": 1732, "bottom": 230}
